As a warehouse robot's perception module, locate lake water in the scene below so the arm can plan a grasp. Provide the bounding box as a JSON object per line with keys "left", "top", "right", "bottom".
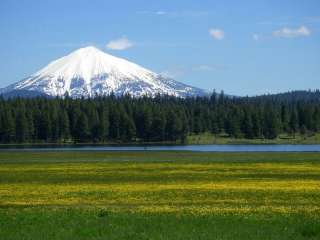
{"left": 1, "top": 144, "right": 320, "bottom": 152}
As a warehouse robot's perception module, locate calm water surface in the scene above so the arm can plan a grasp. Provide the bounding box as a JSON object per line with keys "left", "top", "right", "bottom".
{"left": 1, "top": 144, "right": 320, "bottom": 152}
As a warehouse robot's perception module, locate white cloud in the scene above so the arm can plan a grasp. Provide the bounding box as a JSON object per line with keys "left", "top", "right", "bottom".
{"left": 273, "top": 26, "right": 311, "bottom": 38}
{"left": 209, "top": 28, "right": 225, "bottom": 40}
{"left": 106, "top": 37, "right": 134, "bottom": 50}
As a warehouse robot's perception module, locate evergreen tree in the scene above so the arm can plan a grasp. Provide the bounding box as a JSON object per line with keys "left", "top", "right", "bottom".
{"left": 151, "top": 111, "right": 166, "bottom": 141}
{"left": 1, "top": 108, "right": 15, "bottom": 143}
{"left": 59, "top": 109, "right": 70, "bottom": 141}
{"left": 263, "top": 107, "right": 280, "bottom": 139}
{"left": 142, "top": 107, "right": 153, "bottom": 141}
{"left": 109, "top": 106, "right": 120, "bottom": 139}
{"left": 165, "top": 111, "right": 182, "bottom": 141}
{"left": 26, "top": 110, "right": 35, "bottom": 141}
{"left": 98, "top": 107, "right": 109, "bottom": 141}
{"left": 74, "top": 113, "right": 89, "bottom": 142}
{"left": 0, "top": 90, "right": 319, "bottom": 144}
{"left": 289, "top": 109, "right": 299, "bottom": 137}
{"left": 251, "top": 112, "right": 262, "bottom": 138}
{"left": 15, "top": 109, "right": 28, "bottom": 143}
{"left": 225, "top": 110, "right": 241, "bottom": 138}
{"left": 242, "top": 111, "right": 254, "bottom": 139}
{"left": 50, "top": 105, "right": 59, "bottom": 141}
{"left": 37, "top": 110, "right": 51, "bottom": 141}
{"left": 281, "top": 105, "right": 290, "bottom": 132}
{"left": 120, "top": 114, "right": 136, "bottom": 141}
{"left": 312, "top": 107, "right": 320, "bottom": 132}
{"left": 210, "top": 115, "right": 220, "bottom": 136}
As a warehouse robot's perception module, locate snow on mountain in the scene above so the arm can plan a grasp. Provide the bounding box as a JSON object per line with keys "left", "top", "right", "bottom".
{"left": 1, "top": 46, "right": 207, "bottom": 98}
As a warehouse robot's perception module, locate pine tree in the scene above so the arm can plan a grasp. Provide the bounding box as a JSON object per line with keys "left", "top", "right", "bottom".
{"left": 165, "top": 111, "right": 182, "bottom": 141}
{"left": 210, "top": 116, "right": 219, "bottom": 136}
{"left": 37, "top": 110, "right": 51, "bottom": 141}
{"left": 26, "top": 110, "right": 35, "bottom": 141}
{"left": 59, "top": 109, "right": 70, "bottom": 141}
{"left": 120, "top": 114, "right": 136, "bottom": 141}
{"left": 312, "top": 107, "right": 320, "bottom": 132}
{"left": 1, "top": 108, "right": 15, "bottom": 143}
{"left": 109, "top": 106, "right": 120, "bottom": 139}
{"left": 89, "top": 109, "right": 100, "bottom": 142}
{"left": 142, "top": 107, "right": 153, "bottom": 141}
{"left": 281, "top": 105, "right": 290, "bottom": 132}
{"left": 15, "top": 109, "right": 28, "bottom": 143}
{"left": 0, "top": 90, "right": 318, "bottom": 144}
{"left": 225, "top": 110, "right": 241, "bottom": 138}
{"left": 50, "top": 105, "right": 59, "bottom": 142}
{"left": 98, "top": 107, "right": 109, "bottom": 141}
{"left": 151, "top": 110, "right": 166, "bottom": 141}
{"left": 74, "top": 112, "right": 89, "bottom": 142}
{"left": 242, "top": 111, "right": 254, "bottom": 139}
{"left": 289, "top": 108, "right": 299, "bottom": 137}
{"left": 180, "top": 111, "right": 189, "bottom": 143}
{"left": 251, "top": 112, "right": 262, "bottom": 138}
{"left": 263, "top": 107, "right": 280, "bottom": 139}
{"left": 193, "top": 108, "right": 202, "bottom": 134}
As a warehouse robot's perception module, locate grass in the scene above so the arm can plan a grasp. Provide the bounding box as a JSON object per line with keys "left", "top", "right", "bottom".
{"left": 0, "top": 151, "right": 320, "bottom": 239}
{"left": 1, "top": 133, "right": 319, "bottom": 147}
{"left": 187, "top": 132, "right": 320, "bottom": 144}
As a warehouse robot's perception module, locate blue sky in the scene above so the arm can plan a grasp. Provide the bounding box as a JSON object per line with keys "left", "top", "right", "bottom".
{"left": 0, "top": 0, "right": 319, "bottom": 95}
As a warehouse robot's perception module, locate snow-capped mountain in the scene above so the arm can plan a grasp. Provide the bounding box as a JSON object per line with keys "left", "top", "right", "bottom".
{"left": 1, "top": 46, "right": 207, "bottom": 98}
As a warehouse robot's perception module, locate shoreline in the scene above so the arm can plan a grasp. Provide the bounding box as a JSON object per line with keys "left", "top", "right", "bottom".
{"left": 1, "top": 135, "right": 320, "bottom": 147}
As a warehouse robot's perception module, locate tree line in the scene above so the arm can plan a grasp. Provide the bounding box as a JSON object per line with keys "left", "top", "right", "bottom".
{"left": 0, "top": 91, "right": 320, "bottom": 143}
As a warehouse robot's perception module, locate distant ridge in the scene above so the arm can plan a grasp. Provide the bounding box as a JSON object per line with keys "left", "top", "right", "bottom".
{"left": 249, "top": 90, "right": 320, "bottom": 102}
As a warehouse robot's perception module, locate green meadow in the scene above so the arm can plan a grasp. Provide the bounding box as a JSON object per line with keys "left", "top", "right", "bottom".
{"left": 0, "top": 151, "right": 320, "bottom": 239}
{"left": 187, "top": 132, "right": 320, "bottom": 144}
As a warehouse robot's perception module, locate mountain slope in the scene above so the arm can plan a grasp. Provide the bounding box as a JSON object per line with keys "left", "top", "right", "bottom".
{"left": 1, "top": 46, "right": 207, "bottom": 98}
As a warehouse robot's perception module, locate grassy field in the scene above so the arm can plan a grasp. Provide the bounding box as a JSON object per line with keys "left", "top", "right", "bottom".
{"left": 0, "top": 151, "right": 320, "bottom": 239}
{"left": 1, "top": 133, "right": 319, "bottom": 147}
{"left": 187, "top": 132, "right": 320, "bottom": 144}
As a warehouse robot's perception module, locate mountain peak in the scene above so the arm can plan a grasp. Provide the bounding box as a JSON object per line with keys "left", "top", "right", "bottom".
{"left": 77, "top": 46, "right": 100, "bottom": 52}
{"left": 2, "top": 47, "right": 207, "bottom": 98}
{"left": 72, "top": 46, "right": 107, "bottom": 56}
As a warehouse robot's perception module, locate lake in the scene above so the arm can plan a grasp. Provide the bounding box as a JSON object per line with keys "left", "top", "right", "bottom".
{"left": 1, "top": 144, "right": 320, "bottom": 152}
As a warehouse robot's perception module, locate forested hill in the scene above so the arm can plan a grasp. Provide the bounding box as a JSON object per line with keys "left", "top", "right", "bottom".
{"left": 0, "top": 91, "right": 319, "bottom": 144}
{"left": 251, "top": 90, "right": 320, "bottom": 103}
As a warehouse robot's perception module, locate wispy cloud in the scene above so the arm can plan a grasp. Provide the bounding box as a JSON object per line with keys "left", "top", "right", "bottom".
{"left": 137, "top": 10, "right": 210, "bottom": 17}
{"left": 155, "top": 11, "right": 167, "bottom": 15}
{"left": 160, "top": 66, "right": 186, "bottom": 78}
{"left": 209, "top": 28, "right": 225, "bottom": 40}
{"left": 161, "top": 64, "right": 226, "bottom": 78}
{"left": 193, "top": 64, "right": 226, "bottom": 71}
{"left": 304, "top": 16, "right": 320, "bottom": 23}
{"left": 137, "top": 41, "right": 193, "bottom": 48}
{"left": 258, "top": 16, "right": 320, "bottom": 26}
{"left": 273, "top": 26, "right": 311, "bottom": 38}
{"left": 257, "top": 17, "right": 291, "bottom": 26}
{"left": 253, "top": 25, "right": 311, "bottom": 41}
{"left": 106, "top": 37, "right": 134, "bottom": 50}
